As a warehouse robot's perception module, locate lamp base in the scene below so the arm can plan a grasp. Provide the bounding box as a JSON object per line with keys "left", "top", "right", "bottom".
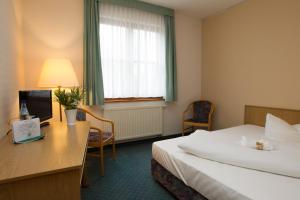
{"left": 59, "top": 101, "right": 62, "bottom": 122}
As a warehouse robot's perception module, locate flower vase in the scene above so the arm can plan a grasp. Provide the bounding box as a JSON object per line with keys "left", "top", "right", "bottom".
{"left": 64, "top": 109, "right": 77, "bottom": 125}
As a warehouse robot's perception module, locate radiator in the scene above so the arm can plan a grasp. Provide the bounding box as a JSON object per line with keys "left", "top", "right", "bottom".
{"left": 103, "top": 106, "right": 163, "bottom": 141}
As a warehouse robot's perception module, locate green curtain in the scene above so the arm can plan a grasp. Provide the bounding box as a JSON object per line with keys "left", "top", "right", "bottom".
{"left": 83, "top": 0, "right": 105, "bottom": 105}
{"left": 165, "top": 15, "right": 177, "bottom": 102}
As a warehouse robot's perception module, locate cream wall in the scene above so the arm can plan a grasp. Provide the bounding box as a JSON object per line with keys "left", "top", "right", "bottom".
{"left": 20, "top": 1, "right": 202, "bottom": 135}
{"left": 22, "top": 0, "right": 83, "bottom": 89}
{"left": 0, "top": 0, "right": 24, "bottom": 137}
{"left": 21, "top": 0, "right": 83, "bottom": 122}
{"left": 202, "top": 0, "right": 300, "bottom": 129}
{"left": 164, "top": 12, "right": 202, "bottom": 135}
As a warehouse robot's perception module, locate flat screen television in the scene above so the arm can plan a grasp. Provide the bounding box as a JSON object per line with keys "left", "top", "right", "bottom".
{"left": 19, "top": 90, "right": 52, "bottom": 122}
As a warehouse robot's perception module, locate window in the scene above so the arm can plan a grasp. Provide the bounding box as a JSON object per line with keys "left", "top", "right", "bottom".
{"left": 99, "top": 3, "right": 166, "bottom": 100}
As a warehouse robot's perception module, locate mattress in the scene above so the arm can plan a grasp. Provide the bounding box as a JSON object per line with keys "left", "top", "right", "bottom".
{"left": 152, "top": 125, "right": 300, "bottom": 200}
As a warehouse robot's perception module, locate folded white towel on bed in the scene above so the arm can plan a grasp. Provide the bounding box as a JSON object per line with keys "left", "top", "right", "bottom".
{"left": 178, "top": 127, "right": 300, "bottom": 178}
{"left": 240, "top": 136, "right": 275, "bottom": 151}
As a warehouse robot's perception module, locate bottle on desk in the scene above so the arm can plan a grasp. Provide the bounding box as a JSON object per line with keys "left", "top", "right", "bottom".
{"left": 20, "top": 101, "right": 30, "bottom": 120}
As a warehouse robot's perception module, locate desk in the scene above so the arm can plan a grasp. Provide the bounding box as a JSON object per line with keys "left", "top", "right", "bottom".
{"left": 0, "top": 121, "right": 90, "bottom": 200}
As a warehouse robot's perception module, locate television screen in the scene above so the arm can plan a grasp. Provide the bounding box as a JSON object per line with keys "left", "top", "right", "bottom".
{"left": 19, "top": 90, "right": 52, "bottom": 122}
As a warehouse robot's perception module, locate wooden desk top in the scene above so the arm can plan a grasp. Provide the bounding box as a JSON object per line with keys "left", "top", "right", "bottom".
{"left": 0, "top": 121, "right": 90, "bottom": 184}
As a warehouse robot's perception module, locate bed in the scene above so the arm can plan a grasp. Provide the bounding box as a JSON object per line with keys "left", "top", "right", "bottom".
{"left": 151, "top": 105, "right": 300, "bottom": 200}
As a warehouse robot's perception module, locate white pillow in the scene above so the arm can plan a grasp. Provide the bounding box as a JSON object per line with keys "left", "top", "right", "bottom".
{"left": 292, "top": 124, "right": 300, "bottom": 132}
{"left": 265, "top": 113, "right": 300, "bottom": 143}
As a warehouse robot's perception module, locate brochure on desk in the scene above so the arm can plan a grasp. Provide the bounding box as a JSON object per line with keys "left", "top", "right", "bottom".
{"left": 12, "top": 118, "right": 43, "bottom": 143}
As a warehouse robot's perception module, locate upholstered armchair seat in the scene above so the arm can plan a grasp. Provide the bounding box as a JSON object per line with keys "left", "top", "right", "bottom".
{"left": 184, "top": 118, "right": 208, "bottom": 123}
{"left": 88, "top": 131, "right": 113, "bottom": 143}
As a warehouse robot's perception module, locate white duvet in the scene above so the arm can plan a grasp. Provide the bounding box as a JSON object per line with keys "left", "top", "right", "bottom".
{"left": 178, "top": 125, "right": 300, "bottom": 178}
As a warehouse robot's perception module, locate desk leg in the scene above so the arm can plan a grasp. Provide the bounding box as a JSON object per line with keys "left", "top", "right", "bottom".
{"left": 81, "top": 169, "right": 89, "bottom": 188}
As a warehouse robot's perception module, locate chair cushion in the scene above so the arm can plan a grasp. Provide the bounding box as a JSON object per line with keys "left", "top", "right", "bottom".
{"left": 193, "top": 101, "right": 211, "bottom": 123}
{"left": 88, "top": 131, "right": 113, "bottom": 143}
{"left": 76, "top": 110, "right": 86, "bottom": 121}
{"left": 185, "top": 118, "right": 208, "bottom": 124}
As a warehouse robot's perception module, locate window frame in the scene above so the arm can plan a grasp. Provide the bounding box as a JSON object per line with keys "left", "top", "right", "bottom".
{"left": 104, "top": 97, "right": 164, "bottom": 103}
{"left": 99, "top": 5, "right": 166, "bottom": 100}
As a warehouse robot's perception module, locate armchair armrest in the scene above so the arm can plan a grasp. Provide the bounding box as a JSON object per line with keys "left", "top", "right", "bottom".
{"left": 78, "top": 108, "right": 115, "bottom": 137}
{"left": 78, "top": 108, "right": 111, "bottom": 122}
{"left": 208, "top": 104, "right": 215, "bottom": 123}
{"left": 207, "top": 104, "right": 215, "bottom": 131}
{"left": 183, "top": 102, "right": 193, "bottom": 121}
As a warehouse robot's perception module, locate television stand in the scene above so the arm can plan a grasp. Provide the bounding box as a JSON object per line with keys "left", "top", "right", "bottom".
{"left": 40, "top": 121, "right": 50, "bottom": 127}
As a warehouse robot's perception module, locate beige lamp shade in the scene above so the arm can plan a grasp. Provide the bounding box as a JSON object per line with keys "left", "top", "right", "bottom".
{"left": 38, "top": 58, "right": 79, "bottom": 88}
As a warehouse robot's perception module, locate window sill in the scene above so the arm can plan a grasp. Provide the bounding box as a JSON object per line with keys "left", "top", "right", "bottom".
{"left": 104, "top": 97, "right": 163, "bottom": 103}
{"left": 103, "top": 100, "right": 167, "bottom": 111}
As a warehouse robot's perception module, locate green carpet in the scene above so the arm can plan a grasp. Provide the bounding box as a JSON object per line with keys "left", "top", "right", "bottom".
{"left": 81, "top": 140, "right": 175, "bottom": 200}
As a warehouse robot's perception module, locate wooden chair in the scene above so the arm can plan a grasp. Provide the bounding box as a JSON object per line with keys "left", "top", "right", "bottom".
{"left": 182, "top": 100, "right": 214, "bottom": 136}
{"left": 77, "top": 108, "right": 116, "bottom": 176}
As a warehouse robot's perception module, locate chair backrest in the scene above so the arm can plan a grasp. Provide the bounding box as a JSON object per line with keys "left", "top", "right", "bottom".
{"left": 193, "top": 101, "right": 213, "bottom": 123}
{"left": 76, "top": 109, "right": 86, "bottom": 121}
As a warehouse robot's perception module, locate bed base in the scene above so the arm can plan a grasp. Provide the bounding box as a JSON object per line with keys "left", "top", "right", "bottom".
{"left": 151, "top": 159, "right": 207, "bottom": 200}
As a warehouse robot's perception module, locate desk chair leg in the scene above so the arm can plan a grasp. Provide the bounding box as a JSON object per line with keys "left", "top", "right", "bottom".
{"left": 112, "top": 140, "right": 116, "bottom": 160}
{"left": 100, "top": 146, "right": 104, "bottom": 176}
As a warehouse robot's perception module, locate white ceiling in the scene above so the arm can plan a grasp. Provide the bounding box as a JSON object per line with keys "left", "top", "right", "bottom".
{"left": 142, "top": 0, "right": 245, "bottom": 19}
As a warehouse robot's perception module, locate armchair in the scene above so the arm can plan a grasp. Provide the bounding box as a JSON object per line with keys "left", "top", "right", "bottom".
{"left": 77, "top": 108, "right": 116, "bottom": 176}
{"left": 182, "top": 100, "right": 214, "bottom": 135}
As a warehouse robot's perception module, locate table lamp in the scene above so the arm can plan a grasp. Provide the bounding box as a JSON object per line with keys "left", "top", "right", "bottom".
{"left": 38, "top": 58, "right": 79, "bottom": 121}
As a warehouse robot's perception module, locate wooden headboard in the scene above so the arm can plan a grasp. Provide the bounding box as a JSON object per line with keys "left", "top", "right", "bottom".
{"left": 244, "top": 105, "right": 300, "bottom": 126}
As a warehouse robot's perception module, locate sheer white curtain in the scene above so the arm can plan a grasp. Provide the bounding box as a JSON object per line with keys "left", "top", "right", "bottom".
{"left": 99, "top": 3, "right": 166, "bottom": 98}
